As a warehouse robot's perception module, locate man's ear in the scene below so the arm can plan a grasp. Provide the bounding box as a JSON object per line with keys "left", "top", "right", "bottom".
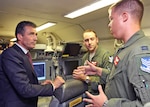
{"left": 122, "top": 12, "right": 128, "bottom": 22}
{"left": 17, "top": 33, "right": 23, "bottom": 41}
{"left": 96, "top": 37, "right": 99, "bottom": 44}
{"left": 83, "top": 40, "right": 85, "bottom": 46}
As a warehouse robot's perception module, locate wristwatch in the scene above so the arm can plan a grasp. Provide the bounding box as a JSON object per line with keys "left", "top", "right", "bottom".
{"left": 85, "top": 76, "right": 90, "bottom": 84}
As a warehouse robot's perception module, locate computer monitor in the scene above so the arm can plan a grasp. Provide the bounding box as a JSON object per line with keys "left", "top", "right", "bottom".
{"left": 62, "top": 43, "right": 82, "bottom": 56}
{"left": 59, "top": 57, "right": 81, "bottom": 76}
{"left": 33, "top": 60, "right": 52, "bottom": 81}
{"left": 33, "top": 62, "right": 46, "bottom": 81}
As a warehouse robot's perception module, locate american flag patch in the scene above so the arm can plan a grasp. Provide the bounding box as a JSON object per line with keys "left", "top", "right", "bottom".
{"left": 140, "top": 57, "right": 150, "bottom": 73}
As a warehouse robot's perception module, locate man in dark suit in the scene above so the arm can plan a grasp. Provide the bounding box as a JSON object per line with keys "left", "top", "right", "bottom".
{"left": 0, "top": 21, "right": 65, "bottom": 107}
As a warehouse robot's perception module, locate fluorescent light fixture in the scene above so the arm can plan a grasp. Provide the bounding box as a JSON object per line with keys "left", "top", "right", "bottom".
{"left": 10, "top": 37, "right": 17, "bottom": 42}
{"left": 64, "top": 0, "right": 120, "bottom": 19}
{"left": 36, "top": 22, "right": 56, "bottom": 32}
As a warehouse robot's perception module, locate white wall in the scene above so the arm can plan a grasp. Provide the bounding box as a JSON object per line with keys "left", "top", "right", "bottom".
{"left": 99, "top": 39, "right": 115, "bottom": 54}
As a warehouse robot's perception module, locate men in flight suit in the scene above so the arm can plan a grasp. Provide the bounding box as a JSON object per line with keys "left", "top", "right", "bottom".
{"left": 73, "top": 29, "right": 112, "bottom": 93}
{"left": 79, "top": 0, "right": 150, "bottom": 107}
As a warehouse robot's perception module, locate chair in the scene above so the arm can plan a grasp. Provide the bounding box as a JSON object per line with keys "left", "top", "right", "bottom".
{"left": 49, "top": 78, "right": 88, "bottom": 107}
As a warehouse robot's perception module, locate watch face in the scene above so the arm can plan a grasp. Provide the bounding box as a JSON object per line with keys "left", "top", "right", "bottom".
{"left": 85, "top": 79, "right": 89, "bottom": 83}
{"left": 85, "top": 76, "right": 90, "bottom": 83}
{"left": 91, "top": 61, "right": 97, "bottom": 66}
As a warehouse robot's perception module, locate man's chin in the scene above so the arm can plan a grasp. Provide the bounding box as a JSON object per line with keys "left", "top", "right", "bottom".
{"left": 29, "top": 46, "right": 35, "bottom": 50}
{"left": 89, "top": 49, "right": 94, "bottom": 53}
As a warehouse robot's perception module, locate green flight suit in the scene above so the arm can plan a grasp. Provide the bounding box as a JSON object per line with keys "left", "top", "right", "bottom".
{"left": 105, "top": 30, "right": 150, "bottom": 107}
{"left": 82, "top": 44, "right": 112, "bottom": 92}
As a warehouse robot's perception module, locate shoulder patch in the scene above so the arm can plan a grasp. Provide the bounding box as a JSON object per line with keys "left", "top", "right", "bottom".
{"left": 140, "top": 56, "right": 150, "bottom": 73}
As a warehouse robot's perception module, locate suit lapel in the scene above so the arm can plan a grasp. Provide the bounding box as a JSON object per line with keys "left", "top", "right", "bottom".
{"left": 13, "top": 44, "right": 38, "bottom": 78}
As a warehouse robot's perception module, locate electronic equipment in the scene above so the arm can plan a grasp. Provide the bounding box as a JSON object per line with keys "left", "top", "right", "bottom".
{"left": 33, "top": 60, "right": 52, "bottom": 81}
{"left": 62, "top": 42, "right": 82, "bottom": 57}
{"left": 33, "top": 62, "right": 46, "bottom": 81}
{"left": 59, "top": 57, "right": 81, "bottom": 77}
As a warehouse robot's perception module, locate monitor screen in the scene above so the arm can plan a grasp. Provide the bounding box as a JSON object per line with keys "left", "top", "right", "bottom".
{"left": 61, "top": 58, "right": 81, "bottom": 76}
{"left": 33, "top": 62, "right": 46, "bottom": 81}
{"left": 62, "top": 43, "right": 81, "bottom": 56}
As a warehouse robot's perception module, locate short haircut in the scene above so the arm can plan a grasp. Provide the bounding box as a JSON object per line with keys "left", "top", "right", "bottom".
{"left": 83, "top": 29, "right": 97, "bottom": 37}
{"left": 15, "top": 21, "right": 37, "bottom": 37}
{"left": 109, "top": 0, "right": 144, "bottom": 22}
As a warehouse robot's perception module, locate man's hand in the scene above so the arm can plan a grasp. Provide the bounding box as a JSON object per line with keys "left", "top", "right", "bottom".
{"left": 41, "top": 80, "right": 52, "bottom": 85}
{"left": 52, "top": 76, "right": 65, "bottom": 89}
{"left": 73, "top": 69, "right": 86, "bottom": 81}
{"left": 83, "top": 85, "right": 108, "bottom": 107}
{"left": 78, "top": 61, "right": 102, "bottom": 76}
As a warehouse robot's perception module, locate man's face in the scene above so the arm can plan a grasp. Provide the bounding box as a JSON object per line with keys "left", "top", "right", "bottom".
{"left": 83, "top": 32, "right": 98, "bottom": 52}
{"left": 17, "top": 26, "right": 37, "bottom": 50}
{"left": 108, "top": 8, "right": 123, "bottom": 39}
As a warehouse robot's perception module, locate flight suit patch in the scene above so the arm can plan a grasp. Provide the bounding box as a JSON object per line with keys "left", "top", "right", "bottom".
{"left": 109, "top": 56, "right": 113, "bottom": 63}
{"left": 140, "top": 56, "right": 150, "bottom": 73}
{"left": 114, "top": 56, "right": 120, "bottom": 66}
{"left": 141, "top": 46, "right": 148, "bottom": 51}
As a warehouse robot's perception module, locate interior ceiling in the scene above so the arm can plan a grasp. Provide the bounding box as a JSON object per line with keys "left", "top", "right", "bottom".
{"left": 0, "top": 0, "right": 150, "bottom": 44}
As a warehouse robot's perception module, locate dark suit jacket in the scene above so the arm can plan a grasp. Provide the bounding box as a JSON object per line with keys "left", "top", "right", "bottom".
{"left": 0, "top": 44, "right": 54, "bottom": 107}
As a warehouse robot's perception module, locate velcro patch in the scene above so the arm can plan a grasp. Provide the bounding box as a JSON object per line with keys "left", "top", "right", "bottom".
{"left": 141, "top": 46, "right": 148, "bottom": 51}
{"left": 140, "top": 56, "right": 150, "bottom": 73}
